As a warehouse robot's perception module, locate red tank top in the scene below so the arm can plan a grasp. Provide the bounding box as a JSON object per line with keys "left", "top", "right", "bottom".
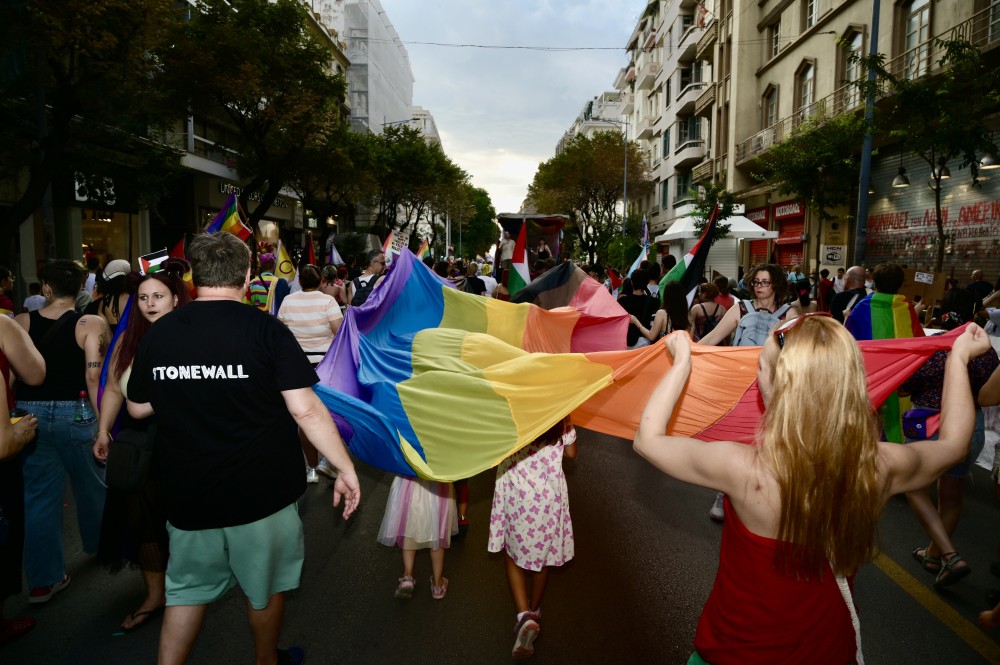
{"left": 694, "top": 497, "right": 857, "bottom": 665}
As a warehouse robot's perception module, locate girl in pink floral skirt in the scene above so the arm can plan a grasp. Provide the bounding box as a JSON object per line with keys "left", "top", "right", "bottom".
{"left": 488, "top": 416, "right": 577, "bottom": 660}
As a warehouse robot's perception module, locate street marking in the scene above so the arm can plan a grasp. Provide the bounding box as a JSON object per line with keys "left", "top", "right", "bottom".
{"left": 873, "top": 549, "right": 1000, "bottom": 662}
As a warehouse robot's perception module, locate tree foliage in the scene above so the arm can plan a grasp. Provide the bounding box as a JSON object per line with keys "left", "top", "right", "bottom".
{"left": 527, "top": 130, "right": 653, "bottom": 265}
{"left": 753, "top": 113, "right": 866, "bottom": 224}
{"left": 853, "top": 38, "right": 1000, "bottom": 272}
{"left": 158, "top": 0, "right": 347, "bottom": 230}
{"left": 691, "top": 177, "right": 736, "bottom": 246}
{"left": 0, "top": 0, "right": 183, "bottom": 258}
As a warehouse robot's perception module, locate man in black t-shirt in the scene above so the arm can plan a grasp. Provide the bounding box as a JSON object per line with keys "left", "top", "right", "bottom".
{"left": 830, "top": 265, "right": 868, "bottom": 325}
{"left": 618, "top": 271, "right": 659, "bottom": 348}
{"left": 128, "top": 233, "right": 360, "bottom": 665}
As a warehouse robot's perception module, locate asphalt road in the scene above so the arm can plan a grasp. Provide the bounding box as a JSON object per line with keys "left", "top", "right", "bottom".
{"left": 5, "top": 427, "right": 1000, "bottom": 664}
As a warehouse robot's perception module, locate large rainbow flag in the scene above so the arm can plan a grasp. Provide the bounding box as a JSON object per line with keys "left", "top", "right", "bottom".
{"left": 315, "top": 250, "right": 959, "bottom": 481}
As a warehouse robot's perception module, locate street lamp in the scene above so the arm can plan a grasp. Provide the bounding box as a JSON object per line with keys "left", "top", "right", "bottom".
{"left": 382, "top": 116, "right": 417, "bottom": 129}
{"left": 592, "top": 117, "right": 629, "bottom": 236}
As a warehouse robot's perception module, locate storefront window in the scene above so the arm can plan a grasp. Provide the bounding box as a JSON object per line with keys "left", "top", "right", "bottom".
{"left": 81, "top": 209, "right": 136, "bottom": 266}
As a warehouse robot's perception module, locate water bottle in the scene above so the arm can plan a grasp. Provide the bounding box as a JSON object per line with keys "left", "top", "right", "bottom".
{"left": 74, "top": 390, "right": 96, "bottom": 425}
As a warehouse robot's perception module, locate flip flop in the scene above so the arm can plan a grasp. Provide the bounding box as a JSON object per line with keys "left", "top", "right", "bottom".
{"left": 912, "top": 546, "right": 942, "bottom": 573}
{"left": 118, "top": 605, "right": 164, "bottom": 634}
{"left": 0, "top": 616, "right": 36, "bottom": 645}
{"left": 935, "top": 553, "right": 972, "bottom": 589}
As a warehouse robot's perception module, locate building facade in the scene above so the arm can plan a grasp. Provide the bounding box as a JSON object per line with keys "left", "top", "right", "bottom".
{"left": 610, "top": 0, "right": 1000, "bottom": 278}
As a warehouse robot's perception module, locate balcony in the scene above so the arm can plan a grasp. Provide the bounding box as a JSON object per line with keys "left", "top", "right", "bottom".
{"left": 675, "top": 81, "right": 707, "bottom": 115}
{"left": 696, "top": 19, "right": 717, "bottom": 62}
{"left": 619, "top": 92, "right": 635, "bottom": 115}
{"left": 673, "top": 139, "right": 706, "bottom": 168}
{"left": 887, "top": 5, "right": 1000, "bottom": 80}
{"left": 694, "top": 84, "right": 715, "bottom": 118}
{"left": 676, "top": 22, "right": 702, "bottom": 63}
{"left": 692, "top": 159, "right": 714, "bottom": 183}
{"left": 732, "top": 7, "right": 1000, "bottom": 167}
{"left": 635, "top": 116, "right": 656, "bottom": 139}
{"left": 636, "top": 61, "right": 662, "bottom": 90}
{"left": 614, "top": 65, "right": 636, "bottom": 90}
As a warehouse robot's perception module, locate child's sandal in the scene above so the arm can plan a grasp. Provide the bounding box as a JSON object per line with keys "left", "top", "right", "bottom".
{"left": 394, "top": 575, "right": 415, "bottom": 599}
{"left": 912, "top": 545, "right": 942, "bottom": 573}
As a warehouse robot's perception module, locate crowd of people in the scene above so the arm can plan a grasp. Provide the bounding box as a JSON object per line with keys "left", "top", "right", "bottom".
{"left": 3, "top": 234, "right": 1000, "bottom": 663}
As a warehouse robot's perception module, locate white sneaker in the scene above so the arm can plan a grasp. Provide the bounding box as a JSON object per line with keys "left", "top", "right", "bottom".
{"left": 709, "top": 492, "right": 725, "bottom": 522}
{"left": 306, "top": 468, "right": 319, "bottom": 484}
{"left": 316, "top": 458, "right": 337, "bottom": 480}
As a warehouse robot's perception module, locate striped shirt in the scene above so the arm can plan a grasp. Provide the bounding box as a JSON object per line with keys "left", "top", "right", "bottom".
{"left": 277, "top": 290, "right": 343, "bottom": 364}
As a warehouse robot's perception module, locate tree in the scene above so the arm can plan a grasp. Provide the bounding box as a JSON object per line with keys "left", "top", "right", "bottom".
{"left": 854, "top": 39, "right": 1000, "bottom": 272}
{"left": 753, "top": 113, "right": 866, "bottom": 225}
{"left": 528, "top": 130, "right": 653, "bottom": 265}
{"left": 0, "top": 0, "right": 183, "bottom": 260}
{"left": 158, "top": 0, "right": 347, "bottom": 231}
{"left": 691, "top": 177, "right": 736, "bottom": 246}
{"left": 459, "top": 185, "right": 498, "bottom": 259}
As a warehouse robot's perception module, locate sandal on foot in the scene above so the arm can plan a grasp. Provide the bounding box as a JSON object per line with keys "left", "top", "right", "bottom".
{"left": 120, "top": 605, "right": 164, "bottom": 633}
{"left": 430, "top": 576, "right": 449, "bottom": 600}
{"left": 935, "top": 552, "right": 972, "bottom": 589}
{"left": 912, "top": 546, "right": 942, "bottom": 573}
{"left": 394, "top": 576, "right": 415, "bottom": 599}
{"left": 0, "top": 617, "right": 36, "bottom": 645}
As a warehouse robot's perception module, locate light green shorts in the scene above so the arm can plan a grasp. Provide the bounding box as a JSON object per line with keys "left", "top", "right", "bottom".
{"left": 165, "top": 503, "right": 304, "bottom": 610}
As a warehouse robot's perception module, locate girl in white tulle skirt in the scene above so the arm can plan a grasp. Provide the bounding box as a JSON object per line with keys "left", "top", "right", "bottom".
{"left": 377, "top": 476, "right": 457, "bottom": 600}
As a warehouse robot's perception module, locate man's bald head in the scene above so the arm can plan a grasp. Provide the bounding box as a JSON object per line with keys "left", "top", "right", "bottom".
{"left": 844, "top": 266, "right": 866, "bottom": 289}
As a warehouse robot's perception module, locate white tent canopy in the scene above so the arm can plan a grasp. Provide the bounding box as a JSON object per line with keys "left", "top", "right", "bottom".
{"left": 653, "top": 215, "right": 779, "bottom": 243}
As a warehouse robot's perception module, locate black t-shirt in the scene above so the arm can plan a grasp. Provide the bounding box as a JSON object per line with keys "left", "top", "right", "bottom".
{"left": 128, "top": 300, "right": 317, "bottom": 530}
{"left": 618, "top": 293, "right": 660, "bottom": 346}
{"left": 830, "top": 287, "right": 868, "bottom": 324}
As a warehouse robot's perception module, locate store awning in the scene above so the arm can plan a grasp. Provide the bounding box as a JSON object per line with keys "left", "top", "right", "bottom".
{"left": 653, "top": 215, "right": 779, "bottom": 242}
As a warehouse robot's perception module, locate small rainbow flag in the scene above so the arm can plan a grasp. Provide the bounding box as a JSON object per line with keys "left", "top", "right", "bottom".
{"left": 382, "top": 232, "right": 394, "bottom": 255}
{"left": 416, "top": 239, "right": 430, "bottom": 259}
{"left": 205, "top": 193, "right": 252, "bottom": 242}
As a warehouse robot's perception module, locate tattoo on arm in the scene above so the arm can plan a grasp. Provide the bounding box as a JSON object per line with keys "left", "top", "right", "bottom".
{"left": 87, "top": 361, "right": 101, "bottom": 368}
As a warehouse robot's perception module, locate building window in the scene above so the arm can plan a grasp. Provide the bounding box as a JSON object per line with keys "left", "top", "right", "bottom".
{"left": 763, "top": 86, "right": 778, "bottom": 129}
{"left": 661, "top": 180, "right": 670, "bottom": 208}
{"left": 680, "top": 68, "right": 692, "bottom": 89}
{"left": 903, "top": 0, "right": 930, "bottom": 79}
{"left": 663, "top": 133, "right": 670, "bottom": 158}
{"left": 677, "top": 117, "right": 701, "bottom": 145}
{"left": 990, "top": 0, "right": 1000, "bottom": 43}
{"left": 768, "top": 21, "right": 781, "bottom": 58}
{"left": 665, "top": 79, "right": 672, "bottom": 108}
{"left": 675, "top": 172, "right": 693, "bottom": 202}
{"left": 795, "top": 62, "right": 815, "bottom": 122}
{"left": 843, "top": 31, "right": 863, "bottom": 110}
{"left": 804, "top": 0, "right": 817, "bottom": 30}
{"left": 692, "top": 60, "right": 703, "bottom": 84}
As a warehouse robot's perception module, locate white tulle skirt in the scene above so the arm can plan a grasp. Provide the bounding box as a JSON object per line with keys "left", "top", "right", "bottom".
{"left": 377, "top": 475, "right": 458, "bottom": 551}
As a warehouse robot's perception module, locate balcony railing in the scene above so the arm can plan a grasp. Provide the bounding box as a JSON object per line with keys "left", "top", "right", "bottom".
{"left": 675, "top": 81, "right": 707, "bottom": 116}
{"left": 694, "top": 84, "right": 715, "bottom": 118}
{"left": 735, "top": 6, "right": 1000, "bottom": 165}
{"left": 637, "top": 61, "right": 662, "bottom": 90}
{"left": 674, "top": 139, "right": 706, "bottom": 168}
{"left": 692, "top": 159, "right": 714, "bottom": 183}
{"left": 619, "top": 93, "right": 635, "bottom": 115}
{"left": 636, "top": 116, "right": 656, "bottom": 139}
{"left": 695, "top": 19, "right": 717, "bottom": 61}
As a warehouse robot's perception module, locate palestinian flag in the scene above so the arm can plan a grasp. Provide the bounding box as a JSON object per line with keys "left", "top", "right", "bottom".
{"left": 508, "top": 220, "right": 531, "bottom": 297}
{"left": 662, "top": 206, "right": 719, "bottom": 306}
{"left": 139, "top": 248, "right": 169, "bottom": 274}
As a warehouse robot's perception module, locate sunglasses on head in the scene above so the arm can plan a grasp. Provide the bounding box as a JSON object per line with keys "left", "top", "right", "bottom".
{"left": 773, "top": 311, "right": 832, "bottom": 348}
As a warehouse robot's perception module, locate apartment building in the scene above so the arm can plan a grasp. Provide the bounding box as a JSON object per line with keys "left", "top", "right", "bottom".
{"left": 556, "top": 92, "right": 624, "bottom": 155}
{"left": 606, "top": 0, "right": 1000, "bottom": 278}
{"left": 615, "top": 0, "right": 710, "bottom": 240}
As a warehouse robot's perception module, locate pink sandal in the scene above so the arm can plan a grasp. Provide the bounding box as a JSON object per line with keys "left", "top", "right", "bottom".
{"left": 430, "top": 576, "right": 449, "bottom": 600}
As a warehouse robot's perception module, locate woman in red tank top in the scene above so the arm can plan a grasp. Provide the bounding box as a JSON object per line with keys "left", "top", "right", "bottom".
{"left": 634, "top": 316, "right": 992, "bottom": 664}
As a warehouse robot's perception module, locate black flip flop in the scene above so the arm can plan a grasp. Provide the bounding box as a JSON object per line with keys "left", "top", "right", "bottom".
{"left": 118, "top": 605, "right": 164, "bottom": 634}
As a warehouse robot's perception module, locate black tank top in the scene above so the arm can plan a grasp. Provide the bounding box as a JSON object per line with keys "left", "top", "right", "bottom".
{"left": 18, "top": 310, "right": 86, "bottom": 401}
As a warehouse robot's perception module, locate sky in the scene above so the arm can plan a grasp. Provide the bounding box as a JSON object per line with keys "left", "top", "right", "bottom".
{"left": 379, "top": 1, "right": 641, "bottom": 215}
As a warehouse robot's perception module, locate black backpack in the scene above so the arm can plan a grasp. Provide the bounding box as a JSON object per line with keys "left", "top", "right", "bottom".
{"left": 351, "top": 275, "right": 377, "bottom": 306}
{"left": 698, "top": 303, "right": 720, "bottom": 337}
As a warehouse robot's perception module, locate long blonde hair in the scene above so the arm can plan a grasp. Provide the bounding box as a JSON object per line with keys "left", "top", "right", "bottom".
{"left": 758, "top": 316, "right": 881, "bottom": 578}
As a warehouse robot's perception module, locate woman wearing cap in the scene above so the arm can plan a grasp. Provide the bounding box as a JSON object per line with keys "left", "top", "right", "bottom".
{"left": 89, "top": 259, "right": 132, "bottom": 328}
{"left": 635, "top": 317, "right": 991, "bottom": 664}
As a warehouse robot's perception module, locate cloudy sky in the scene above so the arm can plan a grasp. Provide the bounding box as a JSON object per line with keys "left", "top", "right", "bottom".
{"left": 379, "top": 1, "right": 640, "bottom": 214}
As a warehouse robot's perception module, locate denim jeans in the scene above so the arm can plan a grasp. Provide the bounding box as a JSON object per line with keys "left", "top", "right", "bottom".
{"left": 19, "top": 400, "right": 105, "bottom": 589}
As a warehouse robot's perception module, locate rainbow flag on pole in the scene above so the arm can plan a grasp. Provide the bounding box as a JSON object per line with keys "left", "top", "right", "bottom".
{"left": 415, "top": 239, "right": 430, "bottom": 259}
{"left": 205, "top": 193, "right": 252, "bottom": 241}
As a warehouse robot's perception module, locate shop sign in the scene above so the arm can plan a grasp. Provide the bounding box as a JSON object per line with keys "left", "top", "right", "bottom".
{"left": 218, "top": 182, "right": 289, "bottom": 208}
{"left": 822, "top": 245, "right": 846, "bottom": 266}
{"left": 772, "top": 200, "right": 803, "bottom": 219}
{"left": 746, "top": 206, "right": 769, "bottom": 225}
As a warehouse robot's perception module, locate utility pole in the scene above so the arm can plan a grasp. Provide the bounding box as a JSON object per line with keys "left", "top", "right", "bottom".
{"left": 853, "top": 0, "right": 880, "bottom": 267}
